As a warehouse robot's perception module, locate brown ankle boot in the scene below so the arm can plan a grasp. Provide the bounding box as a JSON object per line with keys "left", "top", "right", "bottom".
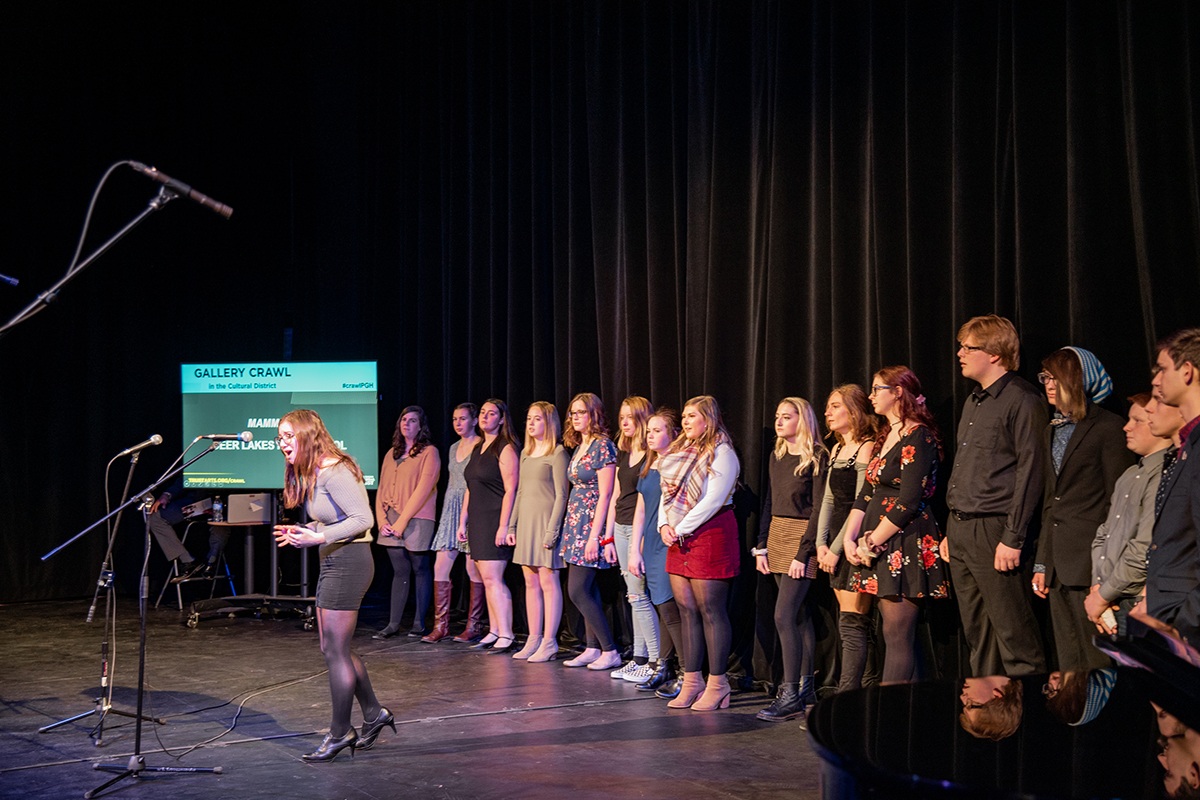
{"left": 667, "top": 671, "right": 706, "bottom": 708}
{"left": 421, "top": 580, "right": 453, "bottom": 642}
{"left": 452, "top": 580, "right": 487, "bottom": 642}
{"left": 691, "top": 674, "right": 731, "bottom": 711}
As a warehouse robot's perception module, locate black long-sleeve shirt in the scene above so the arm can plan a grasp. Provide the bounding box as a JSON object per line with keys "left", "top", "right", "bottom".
{"left": 945, "top": 371, "right": 1048, "bottom": 550}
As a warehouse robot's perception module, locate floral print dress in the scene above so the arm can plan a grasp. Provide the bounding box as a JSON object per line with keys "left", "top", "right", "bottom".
{"left": 559, "top": 437, "right": 618, "bottom": 568}
{"left": 848, "top": 425, "right": 949, "bottom": 599}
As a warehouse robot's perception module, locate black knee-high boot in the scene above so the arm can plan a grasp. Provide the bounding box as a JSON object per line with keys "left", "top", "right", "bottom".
{"left": 837, "top": 611, "right": 870, "bottom": 693}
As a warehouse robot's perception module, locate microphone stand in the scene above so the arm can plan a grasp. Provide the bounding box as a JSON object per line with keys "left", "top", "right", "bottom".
{"left": 0, "top": 185, "right": 176, "bottom": 340}
{"left": 38, "top": 449, "right": 163, "bottom": 742}
{"left": 42, "top": 446, "right": 223, "bottom": 798}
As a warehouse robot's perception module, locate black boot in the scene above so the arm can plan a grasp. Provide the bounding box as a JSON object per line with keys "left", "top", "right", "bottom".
{"left": 636, "top": 659, "right": 671, "bottom": 693}
{"left": 756, "top": 682, "right": 803, "bottom": 722}
{"left": 837, "top": 611, "right": 870, "bottom": 692}
{"left": 654, "top": 663, "right": 684, "bottom": 699}
{"left": 797, "top": 674, "right": 817, "bottom": 709}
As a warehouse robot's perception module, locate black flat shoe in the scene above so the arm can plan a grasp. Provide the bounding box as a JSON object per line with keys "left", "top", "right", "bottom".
{"left": 470, "top": 633, "right": 499, "bottom": 650}
{"left": 302, "top": 728, "right": 358, "bottom": 762}
{"left": 406, "top": 627, "right": 430, "bottom": 638}
{"left": 170, "top": 560, "right": 208, "bottom": 584}
{"left": 636, "top": 661, "right": 671, "bottom": 692}
{"left": 484, "top": 636, "right": 517, "bottom": 655}
{"left": 372, "top": 626, "right": 402, "bottom": 640}
{"left": 357, "top": 708, "right": 396, "bottom": 751}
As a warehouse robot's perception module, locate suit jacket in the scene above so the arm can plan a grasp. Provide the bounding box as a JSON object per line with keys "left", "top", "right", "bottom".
{"left": 1148, "top": 422, "right": 1200, "bottom": 639}
{"left": 1036, "top": 405, "right": 1134, "bottom": 587}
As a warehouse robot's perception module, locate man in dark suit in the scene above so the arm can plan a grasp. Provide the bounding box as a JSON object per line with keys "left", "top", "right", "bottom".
{"left": 1147, "top": 329, "right": 1200, "bottom": 648}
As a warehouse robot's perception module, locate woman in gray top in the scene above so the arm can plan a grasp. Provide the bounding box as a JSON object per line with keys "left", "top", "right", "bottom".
{"left": 508, "top": 401, "right": 569, "bottom": 661}
{"left": 273, "top": 409, "right": 393, "bottom": 762}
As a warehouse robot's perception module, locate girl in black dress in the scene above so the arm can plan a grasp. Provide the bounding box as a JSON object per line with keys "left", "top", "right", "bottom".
{"left": 457, "top": 399, "right": 520, "bottom": 654}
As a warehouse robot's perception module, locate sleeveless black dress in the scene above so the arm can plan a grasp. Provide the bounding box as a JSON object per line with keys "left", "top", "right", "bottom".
{"left": 463, "top": 438, "right": 514, "bottom": 561}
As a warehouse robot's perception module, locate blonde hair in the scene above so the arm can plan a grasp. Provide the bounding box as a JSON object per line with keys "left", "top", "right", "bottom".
{"left": 774, "top": 397, "right": 827, "bottom": 477}
{"left": 958, "top": 314, "right": 1021, "bottom": 371}
{"left": 523, "top": 401, "right": 561, "bottom": 456}
{"left": 616, "top": 396, "right": 653, "bottom": 453}
{"left": 279, "top": 409, "right": 363, "bottom": 508}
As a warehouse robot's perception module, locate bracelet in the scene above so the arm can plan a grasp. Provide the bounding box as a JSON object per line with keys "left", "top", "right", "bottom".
{"left": 751, "top": 547, "right": 768, "bottom": 557}
{"left": 599, "top": 537, "right": 615, "bottom": 547}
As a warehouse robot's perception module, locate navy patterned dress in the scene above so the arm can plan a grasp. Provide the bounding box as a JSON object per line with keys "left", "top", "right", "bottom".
{"left": 559, "top": 437, "right": 618, "bottom": 568}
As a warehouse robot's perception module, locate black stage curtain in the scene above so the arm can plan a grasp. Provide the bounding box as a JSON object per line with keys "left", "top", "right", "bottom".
{"left": 0, "top": 1, "right": 1197, "bottom": 602}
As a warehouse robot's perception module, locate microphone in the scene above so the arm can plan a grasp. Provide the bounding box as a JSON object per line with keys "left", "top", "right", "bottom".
{"left": 128, "top": 161, "right": 234, "bottom": 219}
{"left": 117, "top": 434, "right": 163, "bottom": 457}
{"left": 200, "top": 432, "right": 254, "bottom": 443}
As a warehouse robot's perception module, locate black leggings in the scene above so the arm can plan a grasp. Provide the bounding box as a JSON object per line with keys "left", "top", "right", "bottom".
{"left": 385, "top": 548, "right": 433, "bottom": 628}
{"left": 567, "top": 564, "right": 615, "bottom": 652}
{"left": 655, "top": 598, "right": 681, "bottom": 663}
{"left": 671, "top": 575, "right": 732, "bottom": 675}
{"left": 773, "top": 573, "right": 815, "bottom": 683}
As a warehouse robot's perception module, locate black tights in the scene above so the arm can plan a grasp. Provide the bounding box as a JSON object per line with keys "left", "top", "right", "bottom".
{"left": 384, "top": 548, "right": 433, "bottom": 630}
{"left": 879, "top": 597, "right": 920, "bottom": 684}
{"left": 567, "top": 565, "right": 615, "bottom": 652}
{"left": 319, "top": 608, "right": 381, "bottom": 737}
{"left": 654, "top": 598, "right": 681, "bottom": 663}
{"left": 773, "top": 573, "right": 815, "bottom": 683}
{"left": 670, "top": 575, "right": 732, "bottom": 675}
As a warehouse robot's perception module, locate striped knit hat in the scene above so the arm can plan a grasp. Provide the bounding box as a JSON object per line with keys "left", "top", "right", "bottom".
{"left": 1064, "top": 346, "right": 1113, "bottom": 404}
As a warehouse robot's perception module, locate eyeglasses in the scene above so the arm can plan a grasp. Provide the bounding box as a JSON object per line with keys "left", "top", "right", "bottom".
{"left": 1158, "top": 733, "right": 1186, "bottom": 754}
{"left": 568, "top": 410, "right": 589, "bottom": 417}
{"left": 962, "top": 700, "right": 990, "bottom": 711}
{"left": 1041, "top": 682, "right": 1059, "bottom": 699}
{"left": 274, "top": 432, "right": 296, "bottom": 444}
{"left": 869, "top": 385, "right": 894, "bottom": 395}
{"left": 1037, "top": 372, "right": 1057, "bottom": 385}
{"left": 957, "top": 342, "right": 986, "bottom": 353}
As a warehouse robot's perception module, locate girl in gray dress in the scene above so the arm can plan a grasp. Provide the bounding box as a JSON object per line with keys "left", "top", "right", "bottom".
{"left": 509, "top": 401, "right": 569, "bottom": 661}
{"left": 273, "top": 409, "right": 393, "bottom": 762}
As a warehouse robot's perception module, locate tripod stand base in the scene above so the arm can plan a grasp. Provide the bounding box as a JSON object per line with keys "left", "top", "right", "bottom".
{"left": 87, "top": 755, "right": 222, "bottom": 799}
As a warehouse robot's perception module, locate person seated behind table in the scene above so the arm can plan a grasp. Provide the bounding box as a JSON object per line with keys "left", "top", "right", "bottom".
{"left": 149, "top": 479, "right": 229, "bottom": 582}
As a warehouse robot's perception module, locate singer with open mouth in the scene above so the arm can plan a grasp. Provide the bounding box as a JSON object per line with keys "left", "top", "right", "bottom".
{"left": 273, "top": 409, "right": 394, "bottom": 762}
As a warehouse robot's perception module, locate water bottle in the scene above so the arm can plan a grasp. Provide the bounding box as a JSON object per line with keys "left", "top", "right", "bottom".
{"left": 212, "top": 495, "right": 224, "bottom": 523}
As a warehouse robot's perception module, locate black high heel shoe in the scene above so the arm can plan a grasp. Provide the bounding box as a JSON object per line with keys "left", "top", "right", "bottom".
{"left": 470, "top": 632, "right": 499, "bottom": 650}
{"left": 357, "top": 707, "right": 396, "bottom": 751}
{"left": 302, "top": 728, "right": 358, "bottom": 762}
{"left": 484, "top": 636, "right": 517, "bottom": 655}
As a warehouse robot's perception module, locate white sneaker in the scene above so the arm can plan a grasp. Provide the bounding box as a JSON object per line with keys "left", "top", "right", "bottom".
{"left": 609, "top": 661, "right": 634, "bottom": 679}
{"left": 621, "top": 663, "right": 656, "bottom": 683}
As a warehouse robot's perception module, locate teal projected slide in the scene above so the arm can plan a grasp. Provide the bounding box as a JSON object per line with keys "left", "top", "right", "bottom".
{"left": 181, "top": 362, "right": 378, "bottom": 490}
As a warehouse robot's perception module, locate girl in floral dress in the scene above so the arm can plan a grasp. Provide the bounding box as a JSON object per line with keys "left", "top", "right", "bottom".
{"left": 845, "top": 366, "right": 949, "bottom": 684}
{"left": 559, "top": 392, "right": 622, "bottom": 671}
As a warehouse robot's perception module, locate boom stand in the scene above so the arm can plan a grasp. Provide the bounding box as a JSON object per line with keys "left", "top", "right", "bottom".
{"left": 38, "top": 450, "right": 164, "bottom": 743}
{"left": 43, "top": 446, "right": 223, "bottom": 799}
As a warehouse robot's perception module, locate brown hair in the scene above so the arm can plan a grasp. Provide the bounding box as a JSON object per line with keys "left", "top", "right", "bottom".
{"left": 1158, "top": 328, "right": 1200, "bottom": 372}
{"left": 642, "top": 406, "right": 680, "bottom": 477}
{"left": 1128, "top": 392, "right": 1153, "bottom": 410}
{"left": 959, "top": 679, "right": 1023, "bottom": 741}
{"left": 1042, "top": 349, "right": 1087, "bottom": 421}
{"left": 958, "top": 314, "right": 1021, "bottom": 371}
{"left": 1045, "top": 671, "right": 1089, "bottom": 725}
{"left": 391, "top": 405, "right": 432, "bottom": 459}
{"left": 480, "top": 398, "right": 519, "bottom": 451}
{"left": 563, "top": 392, "right": 609, "bottom": 449}
{"left": 826, "top": 383, "right": 880, "bottom": 446}
{"left": 279, "top": 409, "right": 364, "bottom": 508}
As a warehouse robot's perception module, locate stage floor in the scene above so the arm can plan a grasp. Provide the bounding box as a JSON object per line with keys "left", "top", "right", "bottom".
{"left": 0, "top": 597, "right": 819, "bottom": 799}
